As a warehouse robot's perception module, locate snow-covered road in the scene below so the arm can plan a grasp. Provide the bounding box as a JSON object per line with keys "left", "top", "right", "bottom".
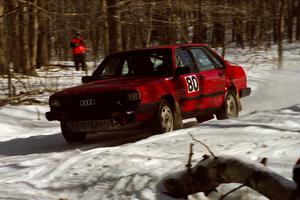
{"left": 0, "top": 47, "right": 299, "bottom": 200}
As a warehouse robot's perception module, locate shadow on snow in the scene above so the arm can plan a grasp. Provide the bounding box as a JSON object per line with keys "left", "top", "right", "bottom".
{"left": 0, "top": 130, "right": 153, "bottom": 156}
{"left": 2, "top": 105, "right": 298, "bottom": 156}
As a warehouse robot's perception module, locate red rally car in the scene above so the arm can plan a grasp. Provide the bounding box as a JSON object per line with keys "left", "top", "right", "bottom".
{"left": 46, "top": 44, "right": 251, "bottom": 143}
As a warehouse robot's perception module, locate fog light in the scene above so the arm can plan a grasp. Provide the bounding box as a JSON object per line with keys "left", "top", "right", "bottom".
{"left": 126, "top": 91, "right": 140, "bottom": 101}
{"left": 50, "top": 99, "right": 61, "bottom": 108}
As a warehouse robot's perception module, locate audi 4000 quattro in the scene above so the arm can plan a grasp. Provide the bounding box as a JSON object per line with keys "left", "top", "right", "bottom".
{"left": 46, "top": 44, "right": 251, "bottom": 143}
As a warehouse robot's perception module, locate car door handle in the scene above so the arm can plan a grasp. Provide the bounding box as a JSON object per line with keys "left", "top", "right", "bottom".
{"left": 198, "top": 75, "right": 204, "bottom": 80}
{"left": 218, "top": 71, "right": 224, "bottom": 77}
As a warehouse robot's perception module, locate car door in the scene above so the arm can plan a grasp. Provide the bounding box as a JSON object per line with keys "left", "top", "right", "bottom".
{"left": 175, "top": 48, "right": 210, "bottom": 116}
{"left": 189, "top": 47, "right": 226, "bottom": 108}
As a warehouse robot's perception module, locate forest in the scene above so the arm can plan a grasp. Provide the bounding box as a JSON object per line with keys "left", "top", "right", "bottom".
{"left": 0, "top": 0, "right": 299, "bottom": 75}
{"left": 0, "top": 1, "right": 300, "bottom": 199}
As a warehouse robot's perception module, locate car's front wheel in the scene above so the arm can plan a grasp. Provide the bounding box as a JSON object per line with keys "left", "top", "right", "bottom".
{"left": 216, "top": 91, "right": 239, "bottom": 119}
{"left": 60, "top": 122, "right": 87, "bottom": 143}
{"left": 151, "top": 100, "right": 174, "bottom": 134}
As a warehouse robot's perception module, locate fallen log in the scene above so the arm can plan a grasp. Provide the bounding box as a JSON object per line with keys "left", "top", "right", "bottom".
{"left": 157, "top": 155, "right": 300, "bottom": 200}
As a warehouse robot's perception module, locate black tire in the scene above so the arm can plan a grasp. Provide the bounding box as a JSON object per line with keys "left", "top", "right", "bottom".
{"left": 151, "top": 100, "right": 174, "bottom": 134}
{"left": 216, "top": 91, "right": 239, "bottom": 120}
{"left": 60, "top": 122, "right": 87, "bottom": 143}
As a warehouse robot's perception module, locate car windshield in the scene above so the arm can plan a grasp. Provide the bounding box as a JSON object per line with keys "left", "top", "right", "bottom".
{"left": 92, "top": 49, "right": 172, "bottom": 79}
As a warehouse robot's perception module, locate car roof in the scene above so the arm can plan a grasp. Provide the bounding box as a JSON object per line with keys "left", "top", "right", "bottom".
{"left": 136, "top": 43, "right": 208, "bottom": 50}
{"left": 108, "top": 43, "right": 209, "bottom": 55}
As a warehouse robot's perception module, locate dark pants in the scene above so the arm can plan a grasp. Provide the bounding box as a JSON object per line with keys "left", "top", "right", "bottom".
{"left": 73, "top": 53, "right": 86, "bottom": 71}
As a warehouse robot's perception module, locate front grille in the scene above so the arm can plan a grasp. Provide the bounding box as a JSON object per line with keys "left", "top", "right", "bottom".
{"left": 53, "top": 92, "right": 138, "bottom": 120}
{"left": 66, "top": 119, "right": 120, "bottom": 132}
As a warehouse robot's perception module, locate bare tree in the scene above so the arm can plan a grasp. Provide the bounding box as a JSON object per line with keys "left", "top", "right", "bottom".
{"left": 0, "top": 0, "right": 299, "bottom": 76}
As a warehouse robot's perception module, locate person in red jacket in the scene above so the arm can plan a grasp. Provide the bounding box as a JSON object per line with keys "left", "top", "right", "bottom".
{"left": 70, "top": 32, "right": 87, "bottom": 71}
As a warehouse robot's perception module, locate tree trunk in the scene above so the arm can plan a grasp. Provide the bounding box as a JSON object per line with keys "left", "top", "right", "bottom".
{"left": 272, "top": 2, "right": 278, "bottom": 44}
{"left": 6, "top": 0, "right": 21, "bottom": 72}
{"left": 287, "top": 0, "right": 294, "bottom": 43}
{"left": 36, "top": 0, "right": 49, "bottom": 69}
{"left": 0, "top": 0, "right": 6, "bottom": 74}
{"left": 122, "top": 24, "right": 130, "bottom": 50}
{"left": 193, "top": 0, "right": 203, "bottom": 43}
{"left": 168, "top": 0, "right": 189, "bottom": 43}
{"left": 29, "top": 0, "right": 38, "bottom": 72}
{"left": 145, "top": 2, "right": 154, "bottom": 47}
{"left": 278, "top": 0, "right": 285, "bottom": 69}
{"left": 235, "top": 19, "right": 245, "bottom": 49}
{"left": 89, "top": 0, "right": 101, "bottom": 65}
{"left": 18, "top": 1, "right": 31, "bottom": 75}
{"left": 106, "top": 0, "right": 122, "bottom": 54}
{"left": 54, "top": 0, "right": 69, "bottom": 61}
{"left": 100, "top": 0, "right": 109, "bottom": 55}
{"left": 296, "top": 0, "right": 300, "bottom": 40}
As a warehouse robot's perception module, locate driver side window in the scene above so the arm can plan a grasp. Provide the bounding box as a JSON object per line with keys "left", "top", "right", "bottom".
{"left": 102, "top": 57, "right": 122, "bottom": 75}
{"left": 175, "top": 49, "right": 197, "bottom": 72}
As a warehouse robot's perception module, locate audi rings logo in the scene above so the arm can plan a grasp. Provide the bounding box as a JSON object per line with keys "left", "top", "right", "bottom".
{"left": 79, "top": 99, "right": 96, "bottom": 106}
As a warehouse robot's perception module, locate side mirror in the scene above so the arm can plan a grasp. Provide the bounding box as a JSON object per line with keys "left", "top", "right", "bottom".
{"left": 175, "top": 66, "right": 191, "bottom": 76}
{"left": 81, "top": 76, "right": 94, "bottom": 83}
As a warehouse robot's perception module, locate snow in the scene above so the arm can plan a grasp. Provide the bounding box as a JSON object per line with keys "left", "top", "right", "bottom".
{"left": 0, "top": 45, "right": 300, "bottom": 200}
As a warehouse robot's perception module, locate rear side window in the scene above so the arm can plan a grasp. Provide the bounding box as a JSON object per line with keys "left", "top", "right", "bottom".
{"left": 121, "top": 60, "right": 129, "bottom": 75}
{"left": 203, "top": 47, "right": 225, "bottom": 69}
{"left": 190, "top": 48, "right": 215, "bottom": 71}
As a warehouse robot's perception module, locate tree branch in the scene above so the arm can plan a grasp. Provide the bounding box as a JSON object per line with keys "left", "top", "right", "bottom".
{"left": 0, "top": 7, "right": 20, "bottom": 18}
{"left": 219, "top": 184, "right": 245, "bottom": 200}
{"left": 16, "top": 0, "right": 99, "bottom": 16}
{"left": 185, "top": 143, "right": 194, "bottom": 172}
{"left": 188, "top": 132, "right": 217, "bottom": 159}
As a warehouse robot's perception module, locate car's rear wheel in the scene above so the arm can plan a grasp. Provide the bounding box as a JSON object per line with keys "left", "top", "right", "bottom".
{"left": 216, "top": 91, "right": 239, "bottom": 119}
{"left": 151, "top": 100, "right": 174, "bottom": 134}
{"left": 60, "top": 122, "right": 87, "bottom": 143}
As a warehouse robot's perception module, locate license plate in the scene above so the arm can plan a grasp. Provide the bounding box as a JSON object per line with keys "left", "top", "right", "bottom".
{"left": 67, "top": 119, "right": 120, "bottom": 132}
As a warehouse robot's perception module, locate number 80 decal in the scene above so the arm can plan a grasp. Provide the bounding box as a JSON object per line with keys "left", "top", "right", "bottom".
{"left": 185, "top": 75, "right": 199, "bottom": 93}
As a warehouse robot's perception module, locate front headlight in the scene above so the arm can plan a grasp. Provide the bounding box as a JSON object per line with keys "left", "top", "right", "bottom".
{"left": 126, "top": 91, "right": 140, "bottom": 101}
{"left": 50, "top": 99, "right": 61, "bottom": 108}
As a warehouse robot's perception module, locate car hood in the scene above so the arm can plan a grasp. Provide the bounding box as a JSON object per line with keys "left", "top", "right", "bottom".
{"left": 52, "top": 76, "right": 162, "bottom": 97}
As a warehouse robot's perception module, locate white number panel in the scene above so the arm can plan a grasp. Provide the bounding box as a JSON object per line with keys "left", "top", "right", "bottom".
{"left": 184, "top": 75, "right": 199, "bottom": 93}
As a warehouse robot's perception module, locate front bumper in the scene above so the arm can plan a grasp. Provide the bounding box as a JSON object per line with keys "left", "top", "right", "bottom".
{"left": 239, "top": 87, "right": 251, "bottom": 98}
{"left": 63, "top": 119, "right": 143, "bottom": 132}
{"left": 45, "top": 101, "right": 159, "bottom": 131}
